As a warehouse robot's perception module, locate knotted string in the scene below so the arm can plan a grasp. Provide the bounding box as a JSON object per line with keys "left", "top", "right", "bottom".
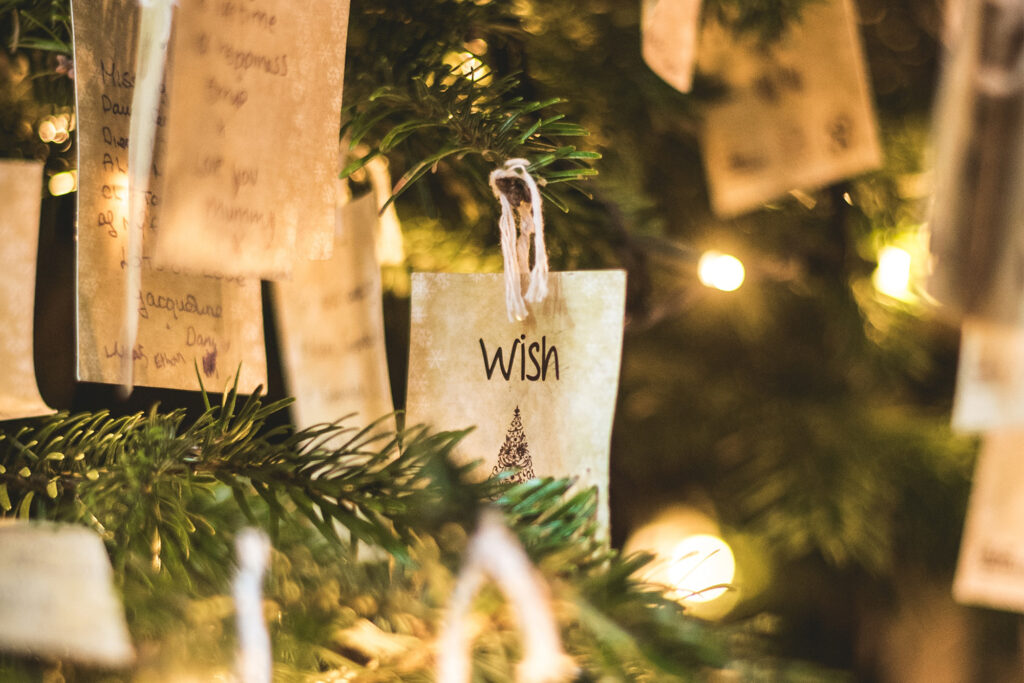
{"left": 489, "top": 159, "right": 549, "bottom": 322}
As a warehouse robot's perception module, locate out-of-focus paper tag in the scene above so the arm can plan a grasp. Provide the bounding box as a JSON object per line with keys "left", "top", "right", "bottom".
{"left": 273, "top": 193, "right": 394, "bottom": 432}
{"left": 642, "top": 0, "right": 703, "bottom": 93}
{"left": 152, "top": 0, "right": 351, "bottom": 278}
{"left": 406, "top": 272, "right": 626, "bottom": 531}
{"left": 699, "top": 0, "right": 881, "bottom": 217}
{"left": 952, "top": 318, "right": 1024, "bottom": 431}
{"left": 72, "top": 0, "right": 267, "bottom": 392}
{"left": 0, "top": 161, "right": 55, "bottom": 420}
{"left": 0, "top": 522, "right": 134, "bottom": 667}
{"left": 954, "top": 430, "right": 1024, "bottom": 612}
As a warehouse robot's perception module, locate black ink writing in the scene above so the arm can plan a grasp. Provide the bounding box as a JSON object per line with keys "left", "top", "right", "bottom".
{"left": 480, "top": 335, "right": 559, "bottom": 381}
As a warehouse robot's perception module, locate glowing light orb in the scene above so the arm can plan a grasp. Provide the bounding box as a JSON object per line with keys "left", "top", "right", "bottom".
{"left": 665, "top": 533, "right": 736, "bottom": 603}
{"left": 873, "top": 246, "right": 912, "bottom": 299}
{"left": 698, "top": 251, "right": 745, "bottom": 292}
{"left": 48, "top": 170, "right": 77, "bottom": 196}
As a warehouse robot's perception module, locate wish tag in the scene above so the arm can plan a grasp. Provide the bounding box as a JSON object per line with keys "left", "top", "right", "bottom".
{"left": 642, "top": 0, "right": 703, "bottom": 93}
{"left": 954, "top": 430, "right": 1024, "bottom": 612}
{"left": 0, "top": 522, "right": 134, "bottom": 667}
{"left": 699, "top": 0, "right": 881, "bottom": 217}
{"left": 406, "top": 272, "right": 626, "bottom": 530}
{"left": 951, "top": 318, "right": 1024, "bottom": 431}
{"left": 152, "top": 0, "right": 351, "bottom": 278}
{"left": 0, "top": 161, "right": 55, "bottom": 420}
{"left": 72, "top": 0, "right": 267, "bottom": 392}
{"left": 272, "top": 193, "right": 394, "bottom": 432}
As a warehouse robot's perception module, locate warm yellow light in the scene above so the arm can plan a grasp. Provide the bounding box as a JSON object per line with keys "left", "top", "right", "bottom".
{"left": 48, "top": 170, "right": 77, "bottom": 196}
{"left": 698, "top": 250, "right": 745, "bottom": 291}
{"left": 665, "top": 534, "right": 736, "bottom": 603}
{"left": 458, "top": 52, "right": 485, "bottom": 81}
{"left": 38, "top": 118, "right": 56, "bottom": 143}
{"left": 873, "top": 246, "right": 912, "bottom": 299}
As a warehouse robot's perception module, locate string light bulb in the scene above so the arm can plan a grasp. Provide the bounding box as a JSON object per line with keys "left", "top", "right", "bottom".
{"left": 48, "top": 170, "right": 78, "bottom": 196}
{"left": 873, "top": 245, "right": 912, "bottom": 300}
{"left": 698, "top": 250, "right": 745, "bottom": 291}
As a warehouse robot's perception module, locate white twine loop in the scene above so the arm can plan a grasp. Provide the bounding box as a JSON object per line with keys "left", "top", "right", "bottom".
{"left": 234, "top": 528, "right": 272, "bottom": 683}
{"left": 436, "top": 509, "right": 577, "bottom": 683}
{"left": 489, "top": 159, "right": 549, "bottom": 322}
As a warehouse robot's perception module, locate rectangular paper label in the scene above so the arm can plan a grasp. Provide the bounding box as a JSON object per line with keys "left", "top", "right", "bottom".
{"left": 0, "top": 161, "right": 55, "bottom": 420}
{"left": 72, "top": 0, "right": 267, "bottom": 392}
{"left": 0, "top": 522, "right": 134, "bottom": 667}
{"left": 273, "top": 193, "right": 394, "bottom": 432}
{"left": 406, "top": 272, "right": 627, "bottom": 531}
{"left": 955, "top": 430, "right": 1024, "bottom": 612}
{"left": 952, "top": 318, "right": 1024, "bottom": 431}
{"left": 699, "top": 0, "right": 881, "bottom": 216}
{"left": 153, "top": 0, "right": 351, "bottom": 278}
{"left": 642, "top": 0, "right": 703, "bottom": 93}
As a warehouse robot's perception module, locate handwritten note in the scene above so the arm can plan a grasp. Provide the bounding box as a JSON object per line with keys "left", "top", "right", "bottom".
{"left": 272, "top": 193, "right": 394, "bottom": 432}
{"left": 405, "top": 272, "right": 627, "bottom": 532}
{"left": 950, "top": 318, "right": 1024, "bottom": 431}
{"left": 151, "top": 0, "right": 351, "bottom": 278}
{"left": 0, "top": 522, "right": 134, "bottom": 666}
{"left": 955, "top": 430, "right": 1024, "bottom": 613}
{"left": 0, "top": 161, "right": 55, "bottom": 420}
{"left": 699, "top": 0, "right": 881, "bottom": 217}
{"left": 642, "top": 0, "right": 703, "bottom": 93}
{"left": 73, "top": 0, "right": 267, "bottom": 392}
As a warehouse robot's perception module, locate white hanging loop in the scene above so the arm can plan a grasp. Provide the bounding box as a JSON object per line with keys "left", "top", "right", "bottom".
{"left": 489, "top": 159, "right": 549, "bottom": 322}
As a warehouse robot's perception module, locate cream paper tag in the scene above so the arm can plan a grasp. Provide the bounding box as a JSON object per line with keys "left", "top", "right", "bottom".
{"left": 406, "top": 272, "right": 626, "bottom": 531}
{"left": 72, "top": 0, "right": 267, "bottom": 392}
{"left": 0, "top": 161, "right": 55, "bottom": 420}
{"left": 951, "top": 318, "right": 1024, "bottom": 431}
{"left": 272, "top": 193, "right": 394, "bottom": 432}
{"left": 954, "top": 430, "right": 1024, "bottom": 612}
{"left": 0, "top": 521, "right": 134, "bottom": 667}
{"left": 152, "top": 0, "right": 351, "bottom": 278}
{"left": 699, "top": 0, "right": 881, "bottom": 217}
{"left": 642, "top": 0, "right": 703, "bottom": 93}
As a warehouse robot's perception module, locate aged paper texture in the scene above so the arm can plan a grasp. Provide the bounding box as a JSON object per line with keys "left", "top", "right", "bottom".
{"left": 406, "top": 272, "right": 627, "bottom": 530}
{"left": 153, "top": 0, "right": 351, "bottom": 277}
{"left": 273, "top": 193, "right": 394, "bottom": 432}
{"left": 73, "top": 0, "right": 266, "bottom": 392}
{"left": 0, "top": 521, "right": 134, "bottom": 666}
{"left": 699, "top": 0, "right": 881, "bottom": 216}
{"left": 0, "top": 161, "right": 55, "bottom": 420}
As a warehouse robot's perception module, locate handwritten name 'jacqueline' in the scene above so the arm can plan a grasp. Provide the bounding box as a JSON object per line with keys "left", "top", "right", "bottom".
{"left": 480, "top": 335, "right": 559, "bottom": 381}
{"left": 138, "top": 291, "right": 223, "bottom": 320}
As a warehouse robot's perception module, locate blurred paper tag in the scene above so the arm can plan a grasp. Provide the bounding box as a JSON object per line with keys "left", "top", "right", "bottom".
{"left": 642, "top": 0, "right": 703, "bottom": 93}
{"left": 699, "top": 0, "right": 881, "bottom": 216}
{"left": 0, "top": 161, "right": 55, "bottom": 420}
{"left": 952, "top": 318, "right": 1024, "bottom": 431}
{"left": 0, "top": 522, "right": 134, "bottom": 667}
{"left": 955, "top": 430, "right": 1024, "bottom": 612}
{"left": 406, "top": 272, "right": 626, "bottom": 531}
{"left": 273, "top": 193, "right": 394, "bottom": 432}
{"left": 72, "top": 0, "right": 267, "bottom": 392}
{"left": 152, "top": 0, "right": 351, "bottom": 278}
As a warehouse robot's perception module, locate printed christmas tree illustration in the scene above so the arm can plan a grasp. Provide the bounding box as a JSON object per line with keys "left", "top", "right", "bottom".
{"left": 492, "top": 406, "right": 536, "bottom": 484}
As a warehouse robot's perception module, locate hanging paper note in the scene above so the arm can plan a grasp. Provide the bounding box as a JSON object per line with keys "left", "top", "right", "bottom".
{"left": 151, "top": 0, "right": 351, "bottom": 278}
{"left": 273, "top": 193, "right": 394, "bottom": 431}
{"left": 0, "top": 522, "right": 134, "bottom": 667}
{"left": 0, "top": 161, "right": 55, "bottom": 420}
{"left": 642, "top": 0, "right": 703, "bottom": 93}
{"left": 699, "top": 0, "right": 881, "bottom": 217}
{"left": 406, "top": 272, "right": 626, "bottom": 531}
{"left": 950, "top": 318, "right": 1024, "bottom": 431}
{"left": 928, "top": 0, "right": 1024, "bottom": 323}
{"left": 955, "top": 430, "right": 1024, "bottom": 612}
{"left": 72, "top": 0, "right": 267, "bottom": 392}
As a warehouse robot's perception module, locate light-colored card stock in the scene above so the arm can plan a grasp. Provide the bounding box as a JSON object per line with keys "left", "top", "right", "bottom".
{"left": 955, "top": 430, "right": 1024, "bottom": 612}
{"left": 153, "top": 0, "right": 351, "bottom": 278}
{"left": 699, "top": 0, "right": 881, "bottom": 216}
{"left": 0, "top": 522, "right": 134, "bottom": 666}
{"left": 273, "top": 193, "right": 394, "bottom": 432}
{"left": 0, "top": 161, "right": 55, "bottom": 420}
{"left": 72, "top": 0, "right": 267, "bottom": 392}
{"left": 642, "top": 0, "right": 703, "bottom": 93}
{"left": 952, "top": 318, "right": 1024, "bottom": 431}
{"left": 406, "top": 272, "right": 626, "bottom": 530}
